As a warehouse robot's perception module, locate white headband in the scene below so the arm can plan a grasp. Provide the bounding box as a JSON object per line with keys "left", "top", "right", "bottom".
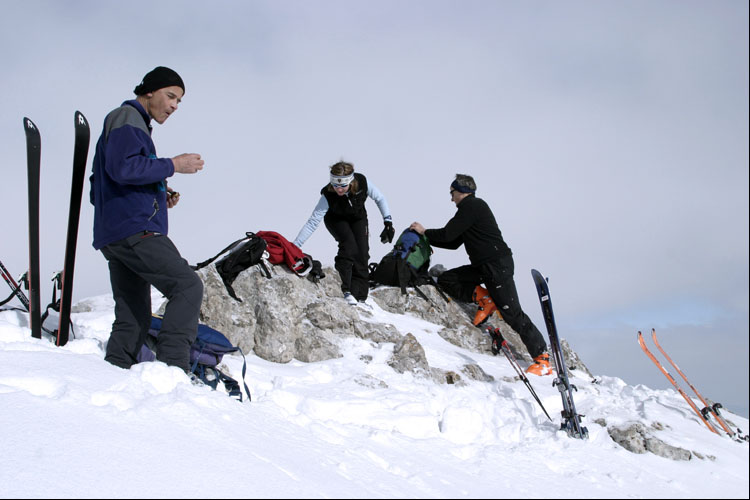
{"left": 330, "top": 172, "right": 354, "bottom": 187}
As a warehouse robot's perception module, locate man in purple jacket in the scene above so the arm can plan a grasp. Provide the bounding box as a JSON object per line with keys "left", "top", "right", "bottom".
{"left": 90, "top": 66, "right": 204, "bottom": 372}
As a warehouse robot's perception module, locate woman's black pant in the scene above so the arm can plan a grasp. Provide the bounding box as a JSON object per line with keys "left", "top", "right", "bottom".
{"left": 325, "top": 216, "right": 370, "bottom": 301}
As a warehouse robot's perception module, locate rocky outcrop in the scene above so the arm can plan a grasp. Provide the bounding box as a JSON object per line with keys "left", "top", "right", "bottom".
{"left": 194, "top": 262, "right": 591, "bottom": 382}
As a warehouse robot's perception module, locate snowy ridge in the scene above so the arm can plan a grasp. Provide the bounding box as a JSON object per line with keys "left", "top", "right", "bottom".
{"left": 1, "top": 292, "right": 748, "bottom": 498}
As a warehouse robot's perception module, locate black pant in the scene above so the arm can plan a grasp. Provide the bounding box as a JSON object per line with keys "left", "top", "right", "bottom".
{"left": 324, "top": 216, "right": 370, "bottom": 301}
{"left": 437, "top": 256, "right": 547, "bottom": 358}
{"left": 100, "top": 231, "right": 203, "bottom": 372}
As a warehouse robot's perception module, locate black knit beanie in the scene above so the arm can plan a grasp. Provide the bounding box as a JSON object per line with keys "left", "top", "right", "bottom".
{"left": 133, "top": 66, "right": 185, "bottom": 96}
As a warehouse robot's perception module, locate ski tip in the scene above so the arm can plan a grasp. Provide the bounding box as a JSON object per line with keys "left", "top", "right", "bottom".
{"left": 74, "top": 111, "right": 89, "bottom": 129}
{"left": 23, "top": 117, "right": 37, "bottom": 130}
{"left": 530, "top": 268, "right": 549, "bottom": 283}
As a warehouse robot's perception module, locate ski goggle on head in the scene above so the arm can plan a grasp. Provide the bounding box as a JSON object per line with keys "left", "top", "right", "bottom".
{"left": 330, "top": 173, "right": 354, "bottom": 188}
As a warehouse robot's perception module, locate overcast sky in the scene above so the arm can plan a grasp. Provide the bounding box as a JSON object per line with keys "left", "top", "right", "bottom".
{"left": 1, "top": 0, "right": 747, "bottom": 415}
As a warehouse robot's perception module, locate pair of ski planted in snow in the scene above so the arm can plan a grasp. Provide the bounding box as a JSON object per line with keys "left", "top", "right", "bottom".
{"left": 638, "top": 329, "right": 747, "bottom": 442}
{"left": 23, "top": 112, "right": 90, "bottom": 345}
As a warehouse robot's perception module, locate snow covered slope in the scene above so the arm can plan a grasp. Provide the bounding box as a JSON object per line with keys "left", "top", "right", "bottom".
{"left": 0, "top": 293, "right": 747, "bottom": 498}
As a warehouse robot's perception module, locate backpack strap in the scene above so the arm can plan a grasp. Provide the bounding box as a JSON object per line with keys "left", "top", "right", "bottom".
{"left": 213, "top": 367, "right": 244, "bottom": 401}
{"left": 234, "top": 347, "right": 251, "bottom": 402}
{"left": 39, "top": 272, "right": 74, "bottom": 339}
{"left": 190, "top": 344, "right": 251, "bottom": 402}
{"left": 430, "top": 280, "right": 452, "bottom": 303}
{"left": 395, "top": 258, "right": 409, "bottom": 295}
{"left": 257, "top": 259, "right": 272, "bottom": 279}
{"left": 412, "top": 283, "right": 432, "bottom": 303}
{"left": 412, "top": 268, "right": 451, "bottom": 304}
{"left": 401, "top": 264, "right": 450, "bottom": 305}
{"left": 191, "top": 235, "right": 249, "bottom": 270}
{"left": 0, "top": 290, "right": 16, "bottom": 307}
{"left": 195, "top": 365, "right": 247, "bottom": 402}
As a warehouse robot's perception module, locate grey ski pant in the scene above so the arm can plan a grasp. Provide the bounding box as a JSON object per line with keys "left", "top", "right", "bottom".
{"left": 100, "top": 231, "right": 203, "bottom": 372}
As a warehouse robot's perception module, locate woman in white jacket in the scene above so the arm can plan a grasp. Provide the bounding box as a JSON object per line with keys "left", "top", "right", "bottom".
{"left": 294, "top": 161, "right": 394, "bottom": 305}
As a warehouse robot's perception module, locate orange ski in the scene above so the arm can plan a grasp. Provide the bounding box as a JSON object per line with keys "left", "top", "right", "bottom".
{"left": 650, "top": 329, "right": 737, "bottom": 439}
{"left": 637, "top": 331, "right": 718, "bottom": 434}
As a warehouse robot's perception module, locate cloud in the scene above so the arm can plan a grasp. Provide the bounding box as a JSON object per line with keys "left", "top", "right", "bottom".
{"left": 1, "top": 0, "right": 747, "bottom": 415}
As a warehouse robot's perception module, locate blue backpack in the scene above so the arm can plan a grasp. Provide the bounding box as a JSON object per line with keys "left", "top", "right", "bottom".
{"left": 369, "top": 229, "right": 432, "bottom": 291}
{"left": 138, "top": 316, "right": 251, "bottom": 402}
{"left": 369, "top": 228, "right": 450, "bottom": 304}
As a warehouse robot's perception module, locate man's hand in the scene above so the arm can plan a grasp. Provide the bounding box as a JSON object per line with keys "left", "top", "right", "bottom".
{"left": 172, "top": 153, "right": 204, "bottom": 174}
{"left": 409, "top": 222, "right": 425, "bottom": 235}
{"left": 166, "top": 187, "right": 180, "bottom": 208}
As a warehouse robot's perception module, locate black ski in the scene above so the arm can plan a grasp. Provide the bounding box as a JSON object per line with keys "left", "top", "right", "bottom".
{"left": 24, "top": 117, "right": 42, "bottom": 339}
{"left": 531, "top": 269, "right": 588, "bottom": 439}
{"left": 1, "top": 260, "right": 30, "bottom": 311}
{"left": 55, "top": 111, "right": 90, "bottom": 346}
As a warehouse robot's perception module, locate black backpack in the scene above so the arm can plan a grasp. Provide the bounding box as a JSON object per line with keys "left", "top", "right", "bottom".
{"left": 369, "top": 228, "right": 445, "bottom": 302}
{"left": 192, "top": 232, "right": 271, "bottom": 301}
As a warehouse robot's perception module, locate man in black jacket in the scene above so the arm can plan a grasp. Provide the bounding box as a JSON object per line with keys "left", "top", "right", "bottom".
{"left": 409, "top": 174, "right": 550, "bottom": 375}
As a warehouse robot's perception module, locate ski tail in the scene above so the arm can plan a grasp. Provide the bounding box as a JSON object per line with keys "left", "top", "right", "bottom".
{"left": 24, "top": 117, "right": 42, "bottom": 339}
{"left": 56, "top": 111, "right": 91, "bottom": 346}
{"left": 637, "top": 330, "right": 719, "bottom": 434}
{"left": 650, "top": 329, "right": 745, "bottom": 440}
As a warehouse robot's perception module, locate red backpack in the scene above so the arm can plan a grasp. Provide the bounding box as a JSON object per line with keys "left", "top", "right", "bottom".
{"left": 256, "top": 231, "right": 313, "bottom": 276}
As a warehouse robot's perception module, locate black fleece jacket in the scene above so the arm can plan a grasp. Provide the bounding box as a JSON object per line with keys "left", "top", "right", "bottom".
{"left": 424, "top": 194, "right": 512, "bottom": 266}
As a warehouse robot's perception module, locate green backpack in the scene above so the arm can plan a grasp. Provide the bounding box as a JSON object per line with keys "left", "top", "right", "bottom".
{"left": 369, "top": 229, "right": 433, "bottom": 294}
{"left": 396, "top": 229, "right": 431, "bottom": 272}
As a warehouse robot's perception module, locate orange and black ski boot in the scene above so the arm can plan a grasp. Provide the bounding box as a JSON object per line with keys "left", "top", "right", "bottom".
{"left": 526, "top": 352, "right": 552, "bottom": 376}
{"left": 472, "top": 285, "right": 497, "bottom": 326}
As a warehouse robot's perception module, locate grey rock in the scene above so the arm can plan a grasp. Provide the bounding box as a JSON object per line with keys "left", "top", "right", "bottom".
{"left": 461, "top": 363, "right": 495, "bottom": 383}
{"left": 608, "top": 422, "right": 694, "bottom": 461}
{"left": 388, "top": 333, "right": 430, "bottom": 376}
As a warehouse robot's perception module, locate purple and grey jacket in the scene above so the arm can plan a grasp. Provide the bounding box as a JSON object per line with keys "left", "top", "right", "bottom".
{"left": 89, "top": 100, "right": 175, "bottom": 249}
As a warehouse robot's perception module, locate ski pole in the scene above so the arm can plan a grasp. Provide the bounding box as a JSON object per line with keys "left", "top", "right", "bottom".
{"left": 486, "top": 326, "right": 552, "bottom": 421}
{"left": 0, "top": 259, "right": 30, "bottom": 311}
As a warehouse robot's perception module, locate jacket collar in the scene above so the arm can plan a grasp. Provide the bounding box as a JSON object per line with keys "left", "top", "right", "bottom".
{"left": 456, "top": 193, "right": 475, "bottom": 207}
{"left": 123, "top": 99, "right": 152, "bottom": 131}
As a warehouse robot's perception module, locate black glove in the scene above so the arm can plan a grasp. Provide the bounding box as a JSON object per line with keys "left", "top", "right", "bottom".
{"left": 380, "top": 220, "right": 395, "bottom": 244}
{"left": 307, "top": 260, "right": 325, "bottom": 284}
